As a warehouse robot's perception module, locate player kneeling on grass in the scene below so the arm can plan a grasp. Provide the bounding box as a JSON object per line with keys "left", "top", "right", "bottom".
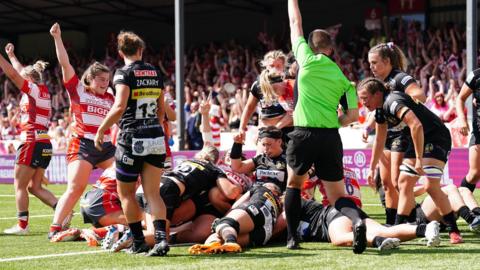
{"left": 50, "top": 165, "right": 129, "bottom": 247}
{"left": 295, "top": 198, "right": 441, "bottom": 251}
{"left": 189, "top": 183, "right": 283, "bottom": 254}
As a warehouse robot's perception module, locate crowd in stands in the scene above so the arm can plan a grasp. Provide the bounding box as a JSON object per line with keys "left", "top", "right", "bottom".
{"left": 0, "top": 18, "right": 474, "bottom": 153}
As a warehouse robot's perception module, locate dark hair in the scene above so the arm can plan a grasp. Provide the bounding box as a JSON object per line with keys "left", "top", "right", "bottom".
{"left": 357, "top": 77, "right": 389, "bottom": 95}
{"left": 308, "top": 29, "right": 333, "bottom": 54}
{"left": 117, "top": 31, "right": 145, "bottom": 56}
{"left": 258, "top": 126, "right": 283, "bottom": 140}
{"left": 368, "top": 42, "right": 408, "bottom": 71}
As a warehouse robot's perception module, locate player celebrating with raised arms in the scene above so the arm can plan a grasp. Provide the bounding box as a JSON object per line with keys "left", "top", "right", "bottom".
{"left": 95, "top": 31, "right": 169, "bottom": 256}
{"left": 49, "top": 23, "right": 115, "bottom": 239}
{"left": 1, "top": 43, "right": 58, "bottom": 235}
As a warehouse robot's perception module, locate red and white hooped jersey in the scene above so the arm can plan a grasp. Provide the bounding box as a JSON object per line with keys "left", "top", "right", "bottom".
{"left": 19, "top": 80, "right": 51, "bottom": 143}
{"left": 64, "top": 75, "right": 114, "bottom": 141}
{"left": 217, "top": 161, "right": 254, "bottom": 193}
{"left": 302, "top": 167, "right": 362, "bottom": 208}
{"left": 94, "top": 167, "right": 118, "bottom": 194}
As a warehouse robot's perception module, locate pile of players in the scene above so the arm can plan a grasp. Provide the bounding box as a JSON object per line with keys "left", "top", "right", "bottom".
{"left": 4, "top": 0, "right": 480, "bottom": 257}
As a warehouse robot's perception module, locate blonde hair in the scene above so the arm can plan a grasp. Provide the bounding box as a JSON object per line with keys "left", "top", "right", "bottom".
{"left": 369, "top": 43, "right": 408, "bottom": 71}
{"left": 260, "top": 50, "right": 286, "bottom": 69}
{"left": 194, "top": 145, "right": 220, "bottom": 164}
{"left": 21, "top": 60, "right": 48, "bottom": 84}
{"left": 117, "top": 31, "right": 145, "bottom": 57}
{"left": 259, "top": 69, "right": 283, "bottom": 105}
{"left": 80, "top": 61, "right": 110, "bottom": 88}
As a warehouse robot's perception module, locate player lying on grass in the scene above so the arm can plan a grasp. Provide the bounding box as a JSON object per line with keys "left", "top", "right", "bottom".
{"left": 189, "top": 182, "right": 283, "bottom": 254}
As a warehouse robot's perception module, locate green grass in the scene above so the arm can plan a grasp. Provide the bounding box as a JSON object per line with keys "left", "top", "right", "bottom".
{"left": 1, "top": 184, "right": 479, "bottom": 270}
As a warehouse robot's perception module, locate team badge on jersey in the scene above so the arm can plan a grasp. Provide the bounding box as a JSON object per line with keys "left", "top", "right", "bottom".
{"left": 133, "top": 140, "right": 144, "bottom": 154}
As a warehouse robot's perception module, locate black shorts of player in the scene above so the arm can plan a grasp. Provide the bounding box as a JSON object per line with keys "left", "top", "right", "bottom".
{"left": 191, "top": 190, "right": 224, "bottom": 219}
{"left": 287, "top": 127, "right": 343, "bottom": 181}
{"left": 415, "top": 203, "right": 430, "bottom": 225}
{"left": 66, "top": 137, "right": 115, "bottom": 165}
{"left": 469, "top": 132, "right": 480, "bottom": 147}
{"left": 384, "top": 131, "right": 410, "bottom": 152}
{"left": 115, "top": 143, "right": 166, "bottom": 183}
{"left": 159, "top": 176, "right": 182, "bottom": 219}
{"left": 80, "top": 188, "right": 122, "bottom": 228}
{"left": 321, "top": 206, "right": 370, "bottom": 242}
{"left": 237, "top": 203, "right": 274, "bottom": 246}
{"left": 404, "top": 128, "right": 452, "bottom": 163}
{"left": 281, "top": 126, "right": 294, "bottom": 146}
{"left": 16, "top": 141, "right": 52, "bottom": 169}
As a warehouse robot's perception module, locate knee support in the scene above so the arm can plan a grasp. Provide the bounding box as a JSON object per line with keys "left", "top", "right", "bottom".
{"left": 399, "top": 163, "right": 420, "bottom": 177}
{"left": 212, "top": 217, "right": 240, "bottom": 235}
{"left": 422, "top": 165, "right": 444, "bottom": 179}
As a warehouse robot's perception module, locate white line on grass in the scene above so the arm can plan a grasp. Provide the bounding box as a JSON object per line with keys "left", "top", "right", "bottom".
{"left": 0, "top": 214, "right": 54, "bottom": 220}
{"left": 0, "top": 194, "right": 63, "bottom": 197}
{"left": 0, "top": 250, "right": 108, "bottom": 262}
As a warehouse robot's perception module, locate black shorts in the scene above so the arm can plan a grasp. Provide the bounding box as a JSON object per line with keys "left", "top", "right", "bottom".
{"left": 322, "top": 206, "right": 370, "bottom": 242}
{"left": 15, "top": 141, "right": 52, "bottom": 169}
{"left": 469, "top": 132, "right": 480, "bottom": 147}
{"left": 287, "top": 127, "right": 343, "bottom": 181}
{"left": 237, "top": 203, "right": 275, "bottom": 246}
{"left": 191, "top": 190, "right": 224, "bottom": 219}
{"left": 281, "top": 126, "right": 294, "bottom": 146}
{"left": 404, "top": 128, "right": 452, "bottom": 163}
{"left": 384, "top": 131, "right": 410, "bottom": 152}
{"left": 115, "top": 143, "right": 166, "bottom": 183}
{"left": 80, "top": 188, "right": 122, "bottom": 228}
{"left": 66, "top": 137, "right": 115, "bottom": 166}
{"left": 159, "top": 176, "right": 182, "bottom": 219}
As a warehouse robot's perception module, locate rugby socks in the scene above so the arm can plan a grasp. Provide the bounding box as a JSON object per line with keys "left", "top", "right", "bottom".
{"left": 18, "top": 211, "right": 29, "bottom": 229}
{"left": 415, "top": 223, "right": 427, "bottom": 237}
{"left": 395, "top": 214, "right": 408, "bottom": 225}
{"left": 472, "top": 207, "right": 480, "bottom": 216}
{"left": 461, "top": 177, "right": 476, "bottom": 193}
{"left": 285, "top": 188, "right": 302, "bottom": 240}
{"left": 153, "top": 219, "right": 167, "bottom": 243}
{"left": 335, "top": 197, "right": 362, "bottom": 225}
{"left": 129, "top": 221, "right": 145, "bottom": 244}
{"left": 372, "top": 236, "right": 386, "bottom": 248}
{"left": 458, "top": 206, "right": 475, "bottom": 224}
{"left": 385, "top": 208, "right": 397, "bottom": 225}
{"left": 443, "top": 211, "right": 460, "bottom": 233}
{"left": 407, "top": 208, "right": 417, "bottom": 223}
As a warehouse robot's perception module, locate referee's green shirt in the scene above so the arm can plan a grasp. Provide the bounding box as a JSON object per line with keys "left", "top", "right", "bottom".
{"left": 292, "top": 37, "right": 358, "bottom": 128}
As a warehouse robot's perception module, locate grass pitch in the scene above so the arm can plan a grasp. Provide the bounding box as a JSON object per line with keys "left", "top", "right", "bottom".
{"left": 1, "top": 184, "right": 479, "bottom": 270}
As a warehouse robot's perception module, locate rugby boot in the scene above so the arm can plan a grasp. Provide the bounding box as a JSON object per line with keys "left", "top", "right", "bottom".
{"left": 146, "top": 239, "right": 170, "bottom": 256}
{"left": 352, "top": 221, "right": 367, "bottom": 254}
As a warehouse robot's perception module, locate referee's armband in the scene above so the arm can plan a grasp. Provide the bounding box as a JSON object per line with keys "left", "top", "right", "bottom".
{"left": 230, "top": 143, "right": 243, "bottom": 159}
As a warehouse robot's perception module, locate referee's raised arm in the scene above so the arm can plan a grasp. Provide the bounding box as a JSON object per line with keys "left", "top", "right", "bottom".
{"left": 288, "top": 0, "right": 303, "bottom": 45}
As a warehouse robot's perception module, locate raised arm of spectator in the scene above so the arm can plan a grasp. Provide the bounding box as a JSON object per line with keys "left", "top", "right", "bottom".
{"left": 164, "top": 96, "right": 176, "bottom": 121}
{"left": 5, "top": 44, "right": 24, "bottom": 76}
{"left": 50, "top": 23, "right": 75, "bottom": 82}
{"left": 157, "top": 59, "right": 168, "bottom": 77}
{"left": 449, "top": 28, "right": 458, "bottom": 55}
{"left": 426, "top": 76, "right": 436, "bottom": 104}
{"left": 0, "top": 50, "right": 25, "bottom": 89}
{"left": 199, "top": 96, "right": 213, "bottom": 146}
{"left": 288, "top": 0, "right": 304, "bottom": 45}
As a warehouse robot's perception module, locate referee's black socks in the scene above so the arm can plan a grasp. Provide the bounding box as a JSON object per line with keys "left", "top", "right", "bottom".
{"left": 285, "top": 188, "right": 301, "bottom": 240}
{"left": 335, "top": 197, "right": 362, "bottom": 225}
{"left": 153, "top": 219, "right": 167, "bottom": 243}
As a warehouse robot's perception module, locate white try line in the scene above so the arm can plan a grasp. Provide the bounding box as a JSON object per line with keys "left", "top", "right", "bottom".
{"left": 0, "top": 194, "right": 64, "bottom": 197}
{"left": 0, "top": 250, "right": 108, "bottom": 263}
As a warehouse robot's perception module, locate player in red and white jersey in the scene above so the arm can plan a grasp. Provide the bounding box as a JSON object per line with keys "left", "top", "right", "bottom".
{"left": 302, "top": 166, "right": 362, "bottom": 208}
{"left": 1, "top": 43, "right": 59, "bottom": 235}
{"left": 49, "top": 23, "right": 115, "bottom": 238}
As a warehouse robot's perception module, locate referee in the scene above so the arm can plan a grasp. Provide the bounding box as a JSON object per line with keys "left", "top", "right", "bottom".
{"left": 285, "top": 0, "right": 365, "bottom": 254}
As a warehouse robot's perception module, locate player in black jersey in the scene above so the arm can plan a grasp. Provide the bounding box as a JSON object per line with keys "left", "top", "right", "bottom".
{"left": 239, "top": 50, "right": 292, "bottom": 143}
{"left": 295, "top": 199, "right": 441, "bottom": 250}
{"left": 94, "top": 31, "right": 168, "bottom": 256}
{"left": 230, "top": 126, "right": 287, "bottom": 192}
{"left": 456, "top": 68, "right": 480, "bottom": 194}
{"left": 357, "top": 78, "right": 463, "bottom": 244}
{"left": 368, "top": 42, "right": 426, "bottom": 225}
{"left": 188, "top": 183, "right": 283, "bottom": 254}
